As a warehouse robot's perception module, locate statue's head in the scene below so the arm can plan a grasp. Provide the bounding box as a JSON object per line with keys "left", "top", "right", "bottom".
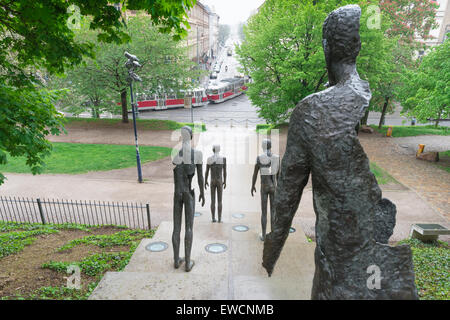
{"left": 181, "top": 126, "right": 193, "bottom": 142}
{"left": 262, "top": 139, "right": 271, "bottom": 152}
{"left": 213, "top": 144, "right": 220, "bottom": 153}
{"left": 322, "top": 5, "right": 361, "bottom": 67}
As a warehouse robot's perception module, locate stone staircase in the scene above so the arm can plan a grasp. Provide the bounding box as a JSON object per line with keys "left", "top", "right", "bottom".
{"left": 89, "top": 211, "right": 315, "bottom": 300}
{"left": 89, "top": 127, "right": 316, "bottom": 300}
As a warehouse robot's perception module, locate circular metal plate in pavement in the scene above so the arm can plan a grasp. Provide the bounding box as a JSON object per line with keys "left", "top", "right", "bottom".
{"left": 205, "top": 243, "right": 228, "bottom": 254}
{"left": 233, "top": 225, "right": 249, "bottom": 232}
{"left": 146, "top": 241, "right": 168, "bottom": 252}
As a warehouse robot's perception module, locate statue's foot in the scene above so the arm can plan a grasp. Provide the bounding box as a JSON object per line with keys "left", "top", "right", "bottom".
{"left": 185, "top": 260, "right": 195, "bottom": 272}
{"left": 212, "top": 218, "right": 217, "bottom": 223}
{"left": 174, "top": 257, "right": 185, "bottom": 269}
{"left": 260, "top": 234, "right": 266, "bottom": 242}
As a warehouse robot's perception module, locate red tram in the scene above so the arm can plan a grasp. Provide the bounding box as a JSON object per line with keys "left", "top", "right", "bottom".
{"left": 129, "top": 88, "right": 208, "bottom": 111}
{"left": 206, "top": 77, "right": 250, "bottom": 104}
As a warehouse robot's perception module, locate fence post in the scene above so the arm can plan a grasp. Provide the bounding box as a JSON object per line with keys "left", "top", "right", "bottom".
{"left": 146, "top": 204, "right": 151, "bottom": 230}
{"left": 36, "top": 198, "right": 46, "bottom": 225}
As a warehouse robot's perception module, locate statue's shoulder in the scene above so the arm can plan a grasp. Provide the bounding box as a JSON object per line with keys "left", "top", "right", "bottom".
{"left": 194, "top": 149, "right": 203, "bottom": 163}
{"left": 349, "top": 78, "right": 372, "bottom": 104}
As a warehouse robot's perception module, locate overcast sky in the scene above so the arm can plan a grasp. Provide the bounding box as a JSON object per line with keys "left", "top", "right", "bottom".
{"left": 200, "top": 0, "right": 266, "bottom": 25}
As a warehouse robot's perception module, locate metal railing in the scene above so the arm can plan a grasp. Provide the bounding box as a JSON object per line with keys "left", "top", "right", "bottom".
{"left": 199, "top": 118, "right": 265, "bottom": 128}
{"left": 0, "top": 196, "right": 151, "bottom": 230}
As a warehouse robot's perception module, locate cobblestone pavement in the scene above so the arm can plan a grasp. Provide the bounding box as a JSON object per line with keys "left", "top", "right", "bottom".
{"left": 359, "top": 132, "right": 450, "bottom": 220}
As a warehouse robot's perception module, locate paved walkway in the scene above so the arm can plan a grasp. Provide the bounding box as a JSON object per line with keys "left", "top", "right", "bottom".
{"left": 90, "top": 127, "right": 316, "bottom": 300}
{"left": 1, "top": 125, "right": 448, "bottom": 242}
{"left": 359, "top": 132, "right": 450, "bottom": 220}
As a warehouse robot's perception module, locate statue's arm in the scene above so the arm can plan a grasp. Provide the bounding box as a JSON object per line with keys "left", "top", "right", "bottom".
{"left": 223, "top": 157, "right": 227, "bottom": 189}
{"left": 205, "top": 164, "right": 210, "bottom": 189}
{"left": 251, "top": 159, "right": 259, "bottom": 196}
{"left": 262, "top": 115, "right": 310, "bottom": 276}
{"left": 195, "top": 150, "right": 205, "bottom": 206}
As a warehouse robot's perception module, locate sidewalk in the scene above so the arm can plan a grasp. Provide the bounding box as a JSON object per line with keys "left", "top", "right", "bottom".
{"left": 1, "top": 126, "right": 447, "bottom": 243}
{"left": 359, "top": 132, "right": 450, "bottom": 220}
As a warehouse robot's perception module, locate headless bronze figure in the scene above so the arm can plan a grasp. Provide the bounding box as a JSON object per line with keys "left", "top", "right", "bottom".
{"left": 172, "top": 126, "right": 205, "bottom": 272}
{"left": 251, "top": 139, "right": 280, "bottom": 241}
{"left": 205, "top": 145, "right": 227, "bottom": 223}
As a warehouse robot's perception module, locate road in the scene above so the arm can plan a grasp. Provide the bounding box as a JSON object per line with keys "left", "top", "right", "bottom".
{"left": 64, "top": 35, "right": 449, "bottom": 128}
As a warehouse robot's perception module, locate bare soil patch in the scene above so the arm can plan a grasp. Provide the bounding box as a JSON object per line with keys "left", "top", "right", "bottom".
{"left": 0, "top": 226, "right": 125, "bottom": 298}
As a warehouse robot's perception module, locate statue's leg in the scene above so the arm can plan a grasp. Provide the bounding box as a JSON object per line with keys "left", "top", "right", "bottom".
{"left": 184, "top": 190, "right": 195, "bottom": 272}
{"left": 210, "top": 182, "right": 216, "bottom": 222}
{"left": 269, "top": 191, "right": 275, "bottom": 232}
{"left": 217, "top": 181, "right": 223, "bottom": 223}
{"left": 260, "top": 190, "right": 268, "bottom": 241}
{"left": 172, "top": 193, "right": 184, "bottom": 268}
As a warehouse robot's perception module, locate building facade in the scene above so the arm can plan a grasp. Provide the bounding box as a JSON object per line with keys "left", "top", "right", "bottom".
{"left": 185, "top": 1, "right": 210, "bottom": 70}
{"left": 429, "top": 0, "right": 450, "bottom": 45}
{"left": 205, "top": 6, "right": 220, "bottom": 62}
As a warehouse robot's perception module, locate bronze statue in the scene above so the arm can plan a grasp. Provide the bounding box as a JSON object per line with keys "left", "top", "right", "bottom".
{"left": 251, "top": 139, "right": 280, "bottom": 241}
{"left": 172, "top": 126, "right": 205, "bottom": 272}
{"left": 205, "top": 145, "right": 227, "bottom": 223}
{"left": 262, "top": 5, "right": 418, "bottom": 299}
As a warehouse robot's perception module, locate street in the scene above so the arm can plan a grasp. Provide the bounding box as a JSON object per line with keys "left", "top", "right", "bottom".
{"left": 65, "top": 35, "right": 449, "bottom": 128}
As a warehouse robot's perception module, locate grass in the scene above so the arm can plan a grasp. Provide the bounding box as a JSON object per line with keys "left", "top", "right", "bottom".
{"left": 0, "top": 220, "right": 154, "bottom": 300}
{"left": 397, "top": 238, "right": 449, "bottom": 300}
{"left": 436, "top": 150, "right": 450, "bottom": 173}
{"left": 256, "top": 123, "right": 289, "bottom": 134}
{"left": 370, "top": 125, "right": 449, "bottom": 137}
{"left": 370, "top": 162, "right": 397, "bottom": 185}
{"left": 0, "top": 221, "right": 97, "bottom": 258}
{"left": 65, "top": 117, "right": 206, "bottom": 132}
{"left": 0, "top": 142, "right": 173, "bottom": 174}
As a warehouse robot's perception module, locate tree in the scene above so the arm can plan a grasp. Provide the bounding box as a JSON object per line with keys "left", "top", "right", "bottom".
{"left": 237, "top": 22, "right": 246, "bottom": 42}
{"left": 236, "top": 0, "right": 392, "bottom": 124}
{"left": 397, "top": 39, "right": 449, "bottom": 127}
{"left": 218, "top": 24, "right": 231, "bottom": 47}
{"left": 52, "top": 15, "right": 202, "bottom": 123}
{"left": 0, "top": 1, "right": 197, "bottom": 185}
{"left": 378, "top": 0, "right": 439, "bottom": 47}
{"left": 362, "top": 0, "right": 439, "bottom": 127}
{"left": 0, "top": 86, "right": 65, "bottom": 185}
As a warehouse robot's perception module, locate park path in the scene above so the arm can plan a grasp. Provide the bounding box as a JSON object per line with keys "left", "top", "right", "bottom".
{"left": 359, "top": 132, "right": 450, "bottom": 220}
{"left": 1, "top": 124, "right": 448, "bottom": 241}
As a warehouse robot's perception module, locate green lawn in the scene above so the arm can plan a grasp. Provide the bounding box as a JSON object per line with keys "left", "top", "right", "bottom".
{"left": 397, "top": 238, "right": 449, "bottom": 300}
{"left": 370, "top": 125, "right": 449, "bottom": 137}
{"left": 65, "top": 117, "right": 206, "bottom": 132}
{"left": 0, "top": 143, "right": 173, "bottom": 174}
{"left": 370, "top": 162, "right": 397, "bottom": 185}
{"left": 436, "top": 150, "right": 450, "bottom": 173}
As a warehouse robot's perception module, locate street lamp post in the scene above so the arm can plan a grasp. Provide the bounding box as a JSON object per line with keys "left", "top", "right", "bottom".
{"left": 125, "top": 51, "right": 144, "bottom": 184}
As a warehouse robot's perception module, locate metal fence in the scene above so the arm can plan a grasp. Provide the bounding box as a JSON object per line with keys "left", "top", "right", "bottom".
{"left": 0, "top": 196, "right": 151, "bottom": 230}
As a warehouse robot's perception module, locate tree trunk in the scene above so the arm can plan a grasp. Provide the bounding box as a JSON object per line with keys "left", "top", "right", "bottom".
{"left": 378, "top": 97, "right": 389, "bottom": 129}
{"left": 120, "top": 90, "right": 128, "bottom": 123}
{"left": 361, "top": 109, "right": 370, "bottom": 125}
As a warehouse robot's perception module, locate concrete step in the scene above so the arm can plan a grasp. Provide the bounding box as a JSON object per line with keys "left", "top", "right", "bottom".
{"left": 90, "top": 214, "right": 315, "bottom": 300}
